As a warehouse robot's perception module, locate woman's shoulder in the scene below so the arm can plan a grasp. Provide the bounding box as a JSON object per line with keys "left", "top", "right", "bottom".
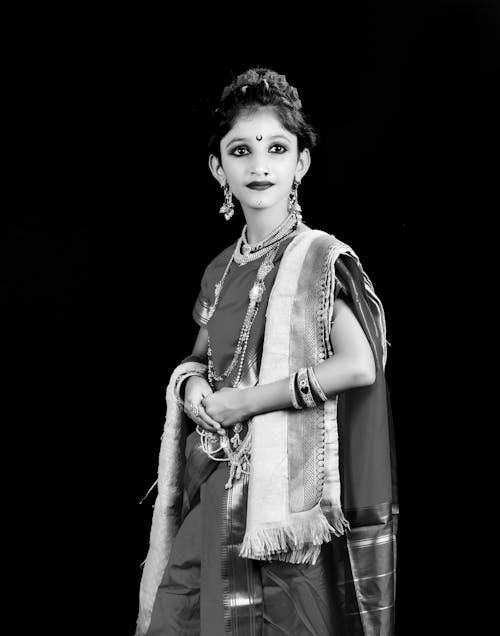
{"left": 298, "top": 225, "right": 356, "bottom": 256}
{"left": 201, "top": 239, "right": 238, "bottom": 278}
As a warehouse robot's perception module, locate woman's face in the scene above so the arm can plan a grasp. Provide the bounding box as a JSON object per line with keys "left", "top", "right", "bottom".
{"left": 210, "top": 106, "right": 310, "bottom": 214}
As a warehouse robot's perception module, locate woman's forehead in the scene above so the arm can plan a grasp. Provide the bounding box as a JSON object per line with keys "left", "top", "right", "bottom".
{"left": 226, "top": 107, "right": 293, "bottom": 139}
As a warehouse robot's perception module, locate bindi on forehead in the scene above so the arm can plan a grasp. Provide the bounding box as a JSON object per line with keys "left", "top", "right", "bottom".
{"left": 223, "top": 110, "right": 296, "bottom": 149}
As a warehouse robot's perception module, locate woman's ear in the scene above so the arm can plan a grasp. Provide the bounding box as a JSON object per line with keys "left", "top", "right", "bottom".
{"left": 208, "top": 154, "right": 226, "bottom": 186}
{"left": 295, "top": 148, "right": 311, "bottom": 183}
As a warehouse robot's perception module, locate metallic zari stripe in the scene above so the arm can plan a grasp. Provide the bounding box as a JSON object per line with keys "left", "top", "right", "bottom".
{"left": 288, "top": 233, "right": 334, "bottom": 512}
{"left": 218, "top": 359, "right": 262, "bottom": 635}
{"left": 220, "top": 463, "right": 263, "bottom": 635}
{"left": 345, "top": 510, "right": 397, "bottom": 635}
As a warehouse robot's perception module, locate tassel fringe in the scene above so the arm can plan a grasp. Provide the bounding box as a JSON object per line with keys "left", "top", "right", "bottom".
{"left": 240, "top": 505, "right": 351, "bottom": 565}
{"left": 239, "top": 508, "right": 347, "bottom": 565}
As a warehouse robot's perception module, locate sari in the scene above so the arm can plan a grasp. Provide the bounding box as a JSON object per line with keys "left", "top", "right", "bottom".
{"left": 137, "top": 227, "right": 398, "bottom": 635}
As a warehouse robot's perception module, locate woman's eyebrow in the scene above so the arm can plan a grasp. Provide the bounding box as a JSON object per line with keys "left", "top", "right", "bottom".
{"left": 225, "top": 137, "right": 247, "bottom": 149}
{"left": 225, "top": 134, "right": 292, "bottom": 149}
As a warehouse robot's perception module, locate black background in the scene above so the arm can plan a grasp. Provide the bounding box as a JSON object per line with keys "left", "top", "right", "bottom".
{"left": 3, "top": 3, "right": 498, "bottom": 634}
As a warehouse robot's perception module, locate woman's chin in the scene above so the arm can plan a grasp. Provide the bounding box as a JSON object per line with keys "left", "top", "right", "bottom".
{"left": 243, "top": 195, "right": 277, "bottom": 210}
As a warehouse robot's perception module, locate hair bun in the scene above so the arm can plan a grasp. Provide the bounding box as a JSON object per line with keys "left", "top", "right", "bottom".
{"left": 220, "top": 67, "right": 302, "bottom": 110}
{"left": 209, "top": 66, "right": 318, "bottom": 156}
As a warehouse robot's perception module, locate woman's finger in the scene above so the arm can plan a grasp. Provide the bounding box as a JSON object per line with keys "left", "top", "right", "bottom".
{"left": 184, "top": 402, "right": 211, "bottom": 428}
{"left": 197, "top": 403, "right": 226, "bottom": 435}
{"left": 185, "top": 402, "right": 224, "bottom": 435}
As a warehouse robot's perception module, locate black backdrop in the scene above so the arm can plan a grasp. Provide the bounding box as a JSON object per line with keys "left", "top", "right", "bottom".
{"left": 3, "top": 3, "right": 498, "bottom": 635}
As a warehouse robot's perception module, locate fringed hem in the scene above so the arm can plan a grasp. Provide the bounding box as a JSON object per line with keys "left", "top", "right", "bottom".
{"left": 272, "top": 543, "right": 323, "bottom": 565}
{"left": 239, "top": 510, "right": 337, "bottom": 565}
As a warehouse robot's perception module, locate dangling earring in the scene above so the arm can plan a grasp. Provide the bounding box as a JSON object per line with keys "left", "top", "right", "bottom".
{"left": 288, "top": 177, "right": 303, "bottom": 222}
{"left": 219, "top": 183, "right": 235, "bottom": 221}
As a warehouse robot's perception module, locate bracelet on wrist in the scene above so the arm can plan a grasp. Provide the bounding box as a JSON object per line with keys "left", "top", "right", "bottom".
{"left": 296, "top": 367, "right": 317, "bottom": 409}
{"left": 289, "top": 371, "right": 302, "bottom": 410}
{"left": 176, "top": 369, "right": 207, "bottom": 403}
{"left": 307, "top": 366, "right": 328, "bottom": 403}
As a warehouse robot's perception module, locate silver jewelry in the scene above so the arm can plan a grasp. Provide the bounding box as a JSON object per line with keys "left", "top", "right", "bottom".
{"left": 208, "top": 243, "right": 280, "bottom": 388}
{"left": 230, "top": 422, "right": 244, "bottom": 449}
{"left": 240, "top": 211, "right": 295, "bottom": 253}
{"left": 297, "top": 367, "right": 317, "bottom": 408}
{"left": 196, "top": 423, "right": 252, "bottom": 490}
{"left": 190, "top": 404, "right": 200, "bottom": 417}
{"left": 256, "top": 134, "right": 263, "bottom": 141}
{"left": 289, "top": 372, "right": 302, "bottom": 410}
{"left": 219, "top": 183, "right": 235, "bottom": 220}
{"left": 206, "top": 213, "right": 300, "bottom": 388}
{"left": 207, "top": 210, "right": 298, "bottom": 388}
{"left": 288, "top": 177, "right": 303, "bottom": 221}
{"left": 234, "top": 211, "right": 299, "bottom": 266}
{"left": 307, "top": 367, "right": 328, "bottom": 403}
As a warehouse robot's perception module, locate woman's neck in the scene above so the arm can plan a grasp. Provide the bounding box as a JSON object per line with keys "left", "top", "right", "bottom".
{"left": 244, "top": 207, "right": 289, "bottom": 244}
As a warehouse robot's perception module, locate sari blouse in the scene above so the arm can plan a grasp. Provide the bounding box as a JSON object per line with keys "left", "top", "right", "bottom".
{"left": 191, "top": 230, "right": 346, "bottom": 390}
{"left": 191, "top": 234, "right": 297, "bottom": 389}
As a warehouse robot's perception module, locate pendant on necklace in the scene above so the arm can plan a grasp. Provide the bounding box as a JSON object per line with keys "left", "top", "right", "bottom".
{"left": 249, "top": 281, "right": 264, "bottom": 303}
{"left": 242, "top": 244, "right": 251, "bottom": 256}
{"left": 257, "top": 260, "right": 274, "bottom": 278}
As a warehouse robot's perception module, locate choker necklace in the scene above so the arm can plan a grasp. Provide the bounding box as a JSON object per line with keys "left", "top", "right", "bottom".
{"left": 233, "top": 211, "right": 300, "bottom": 266}
{"left": 242, "top": 212, "right": 296, "bottom": 252}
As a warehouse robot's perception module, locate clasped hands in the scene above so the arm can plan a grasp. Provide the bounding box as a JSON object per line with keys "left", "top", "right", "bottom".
{"left": 183, "top": 375, "right": 251, "bottom": 435}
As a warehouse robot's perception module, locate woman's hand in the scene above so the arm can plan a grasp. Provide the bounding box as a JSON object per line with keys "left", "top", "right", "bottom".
{"left": 184, "top": 376, "right": 224, "bottom": 435}
{"left": 201, "top": 387, "right": 251, "bottom": 429}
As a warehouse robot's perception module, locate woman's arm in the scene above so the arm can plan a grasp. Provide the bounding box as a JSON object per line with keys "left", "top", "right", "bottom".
{"left": 241, "top": 298, "right": 376, "bottom": 419}
{"left": 190, "top": 325, "right": 209, "bottom": 361}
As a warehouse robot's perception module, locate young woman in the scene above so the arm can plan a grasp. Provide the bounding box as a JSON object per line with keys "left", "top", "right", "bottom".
{"left": 137, "top": 67, "right": 398, "bottom": 636}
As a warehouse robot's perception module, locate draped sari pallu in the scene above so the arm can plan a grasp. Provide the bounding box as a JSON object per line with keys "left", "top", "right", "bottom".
{"left": 137, "top": 229, "right": 398, "bottom": 636}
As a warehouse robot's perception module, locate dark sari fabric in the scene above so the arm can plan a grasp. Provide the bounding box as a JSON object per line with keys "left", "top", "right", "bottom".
{"left": 147, "top": 461, "right": 345, "bottom": 636}
{"left": 335, "top": 255, "right": 398, "bottom": 635}
{"left": 147, "top": 230, "right": 397, "bottom": 635}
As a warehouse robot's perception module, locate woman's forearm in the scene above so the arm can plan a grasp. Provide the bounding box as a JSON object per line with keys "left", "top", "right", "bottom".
{"left": 242, "top": 354, "right": 375, "bottom": 419}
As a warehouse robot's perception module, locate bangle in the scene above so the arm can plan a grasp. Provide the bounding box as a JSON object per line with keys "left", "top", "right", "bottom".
{"left": 289, "top": 371, "right": 302, "bottom": 410}
{"left": 307, "top": 367, "right": 328, "bottom": 403}
{"left": 296, "top": 367, "right": 317, "bottom": 408}
{"left": 175, "top": 369, "right": 207, "bottom": 404}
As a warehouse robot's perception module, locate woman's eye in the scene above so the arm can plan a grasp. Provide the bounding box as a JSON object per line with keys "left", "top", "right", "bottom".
{"left": 270, "top": 144, "right": 287, "bottom": 154}
{"left": 231, "top": 146, "right": 250, "bottom": 156}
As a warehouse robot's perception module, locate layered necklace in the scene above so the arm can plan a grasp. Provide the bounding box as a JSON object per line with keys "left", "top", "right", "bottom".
{"left": 206, "top": 211, "right": 300, "bottom": 389}
{"left": 234, "top": 210, "right": 299, "bottom": 265}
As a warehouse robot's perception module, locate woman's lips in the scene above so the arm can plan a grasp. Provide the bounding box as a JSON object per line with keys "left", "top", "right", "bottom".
{"left": 246, "top": 183, "right": 274, "bottom": 190}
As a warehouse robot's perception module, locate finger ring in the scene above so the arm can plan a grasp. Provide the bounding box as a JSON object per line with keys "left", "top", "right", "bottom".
{"left": 190, "top": 404, "right": 200, "bottom": 418}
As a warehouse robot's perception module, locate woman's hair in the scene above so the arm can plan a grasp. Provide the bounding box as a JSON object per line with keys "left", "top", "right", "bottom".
{"left": 208, "top": 67, "right": 318, "bottom": 158}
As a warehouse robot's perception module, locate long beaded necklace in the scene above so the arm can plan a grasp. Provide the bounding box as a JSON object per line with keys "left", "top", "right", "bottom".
{"left": 206, "top": 212, "right": 300, "bottom": 389}
{"left": 200, "top": 212, "right": 300, "bottom": 489}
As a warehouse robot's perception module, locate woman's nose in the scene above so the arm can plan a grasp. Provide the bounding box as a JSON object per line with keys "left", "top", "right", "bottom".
{"left": 250, "top": 166, "right": 270, "bottom": 177}
{"left": 250, "top": 153, "right": 269, "bottom": 176}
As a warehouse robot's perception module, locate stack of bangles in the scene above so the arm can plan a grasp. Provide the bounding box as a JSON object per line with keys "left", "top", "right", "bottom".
{"left": 289, "top": 366, "right": 328, "bottom": 409}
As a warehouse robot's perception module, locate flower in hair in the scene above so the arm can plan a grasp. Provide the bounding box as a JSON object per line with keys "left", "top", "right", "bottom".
{"left": 219, "top": 67, "right": 302, "bottom": 109}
